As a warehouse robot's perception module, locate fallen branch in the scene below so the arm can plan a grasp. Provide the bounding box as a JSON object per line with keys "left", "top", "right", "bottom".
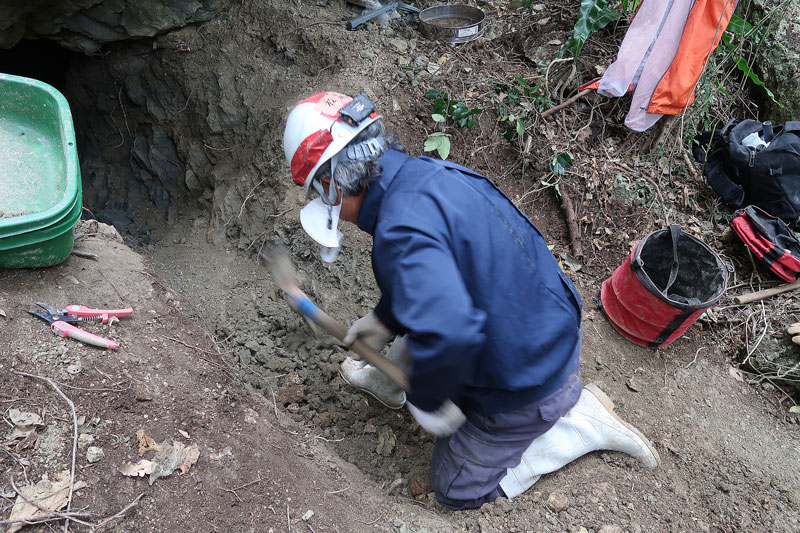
{"left": 8, "top": 478, "right": 93, "bottom": 529}
{"left": 0, "top": 511, "right": 93, "bottom": 527}
{"left": 12, "top": 371, "right": 79, "bottom": 533}
{"left": 92, "top": 492, "right": 145, "bottom": 529}
{"left": 70, "top": 250, "right": 99, "bottom": 261}
{"left": 541, "top": 89, "right": 591, "bottom": 118}
{"left": 558, "top": 185, "right": 583, "bottom": 258}
{"left": 682, "top": 151, "right": 700, "bottom": 181}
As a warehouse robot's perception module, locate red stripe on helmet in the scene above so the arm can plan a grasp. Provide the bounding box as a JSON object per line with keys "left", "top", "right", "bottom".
{"left": 290, "top": 129, "right": 333, "bottom": 186}
{"left": 297, "top": 92, "right": 327, "bottom": 106}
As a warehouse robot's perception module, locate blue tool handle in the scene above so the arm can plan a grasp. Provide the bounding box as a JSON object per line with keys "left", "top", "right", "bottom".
{"left": 347, "top": 2, "right": 419, "bottom": 30}
{"left": 292, "top": 294, "right": 321, "bottom": 324}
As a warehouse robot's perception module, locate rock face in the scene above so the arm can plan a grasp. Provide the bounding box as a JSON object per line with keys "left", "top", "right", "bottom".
{"left": 748, "top": 0, "right": 800, "bottom": 122}
{"left": 0, "top": 0, "right": 230, "bottom": 54}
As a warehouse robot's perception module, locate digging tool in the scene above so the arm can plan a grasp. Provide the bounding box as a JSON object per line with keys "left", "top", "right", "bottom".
{"left": 259, "top": 243, "right": 409, "bottom": 391}
{"left": 733, "top": 278, "right": 800, "bottom": 305}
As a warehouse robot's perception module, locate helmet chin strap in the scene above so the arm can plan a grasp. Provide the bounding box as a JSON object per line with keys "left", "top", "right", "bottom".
{"left": 310, "top": 151, "right": 342, "bottom": 231}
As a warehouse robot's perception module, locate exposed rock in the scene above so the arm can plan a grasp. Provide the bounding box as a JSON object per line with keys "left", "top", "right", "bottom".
{"left": 0, "top": 0, "right": 231, "bottom": 54}
{"left": 748, "top": 0, "right": 800, "bottom": 122}
{"left": 546, "top": 491, "right": 570, "bottom": 512}
{"left": 86, "top": 446, "right": 105, "bottom": 463}
{"left": 408, "top": 474, "right": 431, "bottom": 497}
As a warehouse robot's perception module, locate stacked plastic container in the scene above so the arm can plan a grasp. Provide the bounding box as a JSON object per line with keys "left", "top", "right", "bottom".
{"left": 0, "top": 73, "right": 81, "bottom": 268}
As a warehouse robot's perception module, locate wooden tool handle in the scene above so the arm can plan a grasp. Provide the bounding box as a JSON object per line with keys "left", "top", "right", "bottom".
{"left": 315, "top": 312, "right": 410, "bottom": 391}
{"left": 733, "top": 278, "right": 800, "bottom": 305}
{"left": 290, "top": 291, "right": 409, "bottom": 391}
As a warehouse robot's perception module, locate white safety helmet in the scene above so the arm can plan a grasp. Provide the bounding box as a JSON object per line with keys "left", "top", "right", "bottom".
{"left": 283, "top": 91, "right": 381, "bottom": 196}
{"left": 283, "top": 91, "right": 382, "bottom": 262}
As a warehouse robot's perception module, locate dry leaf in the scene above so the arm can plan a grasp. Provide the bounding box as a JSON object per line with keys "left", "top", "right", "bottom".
{"left": 6, "top": 471, "right": 87, "bottom": 533}
{"left": 14, "top": 431, "right": 39, "bottom": 452}
{"left": 728, "top": 366, "right": 745, "bottom": 382}
{"left": 9, "top": 409, "right": 43, "bottom": 427}
{"left": 547, "top": 39, "right": 562, "bottom": 45}
{"left": 149, "top": 440, "right": 185, "bottom": 485}
{"left": 136, "top": 429, "right": 159, "bottom": 456}
{"left": 119, "top": 459, "right": 153, "bottom": 477}
{"left": 125, "top": 432, "right": 200, "bottom": 485}
{"left": 177, "top": 444, "right": 200, "bottom": 475}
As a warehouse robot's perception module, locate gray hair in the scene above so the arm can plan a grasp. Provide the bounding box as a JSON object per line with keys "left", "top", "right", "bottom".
{"left": 313, "top": 120, "right": 405, "bottom": 197}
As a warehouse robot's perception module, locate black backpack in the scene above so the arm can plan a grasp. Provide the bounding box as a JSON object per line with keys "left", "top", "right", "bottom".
{"left": 693, "top": 120, "right": 800, "bottom": 230}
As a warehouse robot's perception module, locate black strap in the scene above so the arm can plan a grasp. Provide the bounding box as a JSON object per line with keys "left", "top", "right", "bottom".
{"left": 663, "top": 225, "right": 681, "bottom": 295}
{"left": 703, "top": 155, "right": 746, "bottom": 207}
{"left": 647, "top": 308, "right": 696, "bottom": 348}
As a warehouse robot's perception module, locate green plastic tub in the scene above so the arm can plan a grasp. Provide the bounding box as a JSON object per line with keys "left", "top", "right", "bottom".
{"left": 0, "top": 73, "right": 81, "bottom": 267}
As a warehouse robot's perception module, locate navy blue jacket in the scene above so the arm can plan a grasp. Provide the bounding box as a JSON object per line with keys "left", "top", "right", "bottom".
{"left": 357, "top": 149, "right": 582, "bottom": 415}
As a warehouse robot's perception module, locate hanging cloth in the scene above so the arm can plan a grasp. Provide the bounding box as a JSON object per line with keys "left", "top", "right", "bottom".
{"left": 625, "top": 0, "right": 695, "bottom": 131}
{"left": 647, "top": 0, "right": 739, "bottom": 115}
{"left": 578, "top": 0, "right": 738, "bottom": 132}
{"left": 597, "top": 0, "right": 674, "bottom": 98}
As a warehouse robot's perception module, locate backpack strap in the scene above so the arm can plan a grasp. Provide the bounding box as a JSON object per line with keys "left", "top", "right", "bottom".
{"left": 782, "top": 121, "right": 800, "bottom": 134}
{"left": 703, "top": 150, "right": 746, "bottom": 207}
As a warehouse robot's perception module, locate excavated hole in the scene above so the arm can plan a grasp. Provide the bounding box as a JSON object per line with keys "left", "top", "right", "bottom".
{"left": 2, "top": 32, "right": 431, "bottom": 492}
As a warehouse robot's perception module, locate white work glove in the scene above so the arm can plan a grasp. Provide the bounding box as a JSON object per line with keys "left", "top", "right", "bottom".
{"left": 343, "top": 311, "right": 393, "bottom": 356}
{"left": 407, "top": 400, "right": 467, "bottom": 437}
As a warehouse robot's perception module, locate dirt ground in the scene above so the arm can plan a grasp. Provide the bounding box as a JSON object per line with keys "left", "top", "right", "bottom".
{"left": 3, "top": 1, "right": 800, "bottom": 532}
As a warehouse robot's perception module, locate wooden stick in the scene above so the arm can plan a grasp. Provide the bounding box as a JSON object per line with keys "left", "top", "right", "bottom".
{"left": 734, "top": 279, "right": 800, "bottom": 304}
{"left": 559, "top": 185, "right": 582, "bottom": 258}
{"left": 12, "top": 371, "right": 78, "bottom": 533}
{"left": 541, "top": 89, "right": 591, "bottom": 118}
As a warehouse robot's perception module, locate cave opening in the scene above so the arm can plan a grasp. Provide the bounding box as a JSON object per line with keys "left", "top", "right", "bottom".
{"left": 1, "top": 37, "right": 193, "bottom": 247}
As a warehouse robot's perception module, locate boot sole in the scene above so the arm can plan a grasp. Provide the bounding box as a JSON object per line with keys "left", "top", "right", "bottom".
{"left": 584, "top": 383, "right": 661, "bottom": 468}
{"left": 338, "top": 369, "right": 406, "bottom": 410}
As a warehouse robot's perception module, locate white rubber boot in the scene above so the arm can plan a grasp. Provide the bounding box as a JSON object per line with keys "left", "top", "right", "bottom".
{"left": 499, "top": 383, "right": 661, "bottom": 498}
{"left": 339, "top": 336, "right": 410, "bottom": 409}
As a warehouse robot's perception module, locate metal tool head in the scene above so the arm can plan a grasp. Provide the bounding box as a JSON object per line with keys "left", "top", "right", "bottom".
{"left": 258, "top": 242, "right": 298, "bottom": 293}
{"left": 28, "top": 304, "right": 59, "bottom": 324}
{"left": 27, "top": 303, "right": 75, "bottom": 324}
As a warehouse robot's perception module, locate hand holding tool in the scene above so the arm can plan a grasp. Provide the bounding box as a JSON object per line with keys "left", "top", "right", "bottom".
{"left": 27, "top": 302, "right": 132, "bottom": 349}
{"left": 343, "top": 311, "right": 393, "bottom": 354}
{"left": 260, "top": 243, "right": 409, "bottom": 390}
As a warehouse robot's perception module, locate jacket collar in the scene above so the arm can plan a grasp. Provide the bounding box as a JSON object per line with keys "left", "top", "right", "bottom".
{"left": 357, "top": 149, "right": 408, "bottom": 235}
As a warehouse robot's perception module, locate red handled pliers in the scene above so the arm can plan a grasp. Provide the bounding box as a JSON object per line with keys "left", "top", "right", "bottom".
{"left": 27, "top": 302, "right": 133, "bottom": 349}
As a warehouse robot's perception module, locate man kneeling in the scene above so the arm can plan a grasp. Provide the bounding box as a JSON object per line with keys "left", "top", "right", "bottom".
{"left": 282, "top": 91, "right": 660, "bottom": 510}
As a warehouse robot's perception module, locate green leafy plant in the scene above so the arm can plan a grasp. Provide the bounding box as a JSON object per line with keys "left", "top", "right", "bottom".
{"left": 493, "top": 77, "right": 550, "bottom": 141}
{"left": 425, "top": 90, "right": 483, "bottom": 128}
{"left": 560, "top": 0, "right": 621, "bottom": 60}
{"left": 424, "top": 132, "right": 451, "bottom": 160}
{"left": 718, "top": 13, "right": 782, "bottom": 107}
{"left": 549, "top": 152, "right": 573, "bottom": 176}
{"left": 423, "top": 90, "right": 481, "bottom": 159}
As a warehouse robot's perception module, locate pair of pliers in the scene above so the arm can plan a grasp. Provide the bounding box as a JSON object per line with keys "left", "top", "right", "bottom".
{"left": 27, "top": 302, "right": 133, "bottom": 349}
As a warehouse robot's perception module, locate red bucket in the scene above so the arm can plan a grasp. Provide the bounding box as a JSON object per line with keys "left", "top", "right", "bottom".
{"left": 601, "top": 226, "right": 728, "bottom": 348}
